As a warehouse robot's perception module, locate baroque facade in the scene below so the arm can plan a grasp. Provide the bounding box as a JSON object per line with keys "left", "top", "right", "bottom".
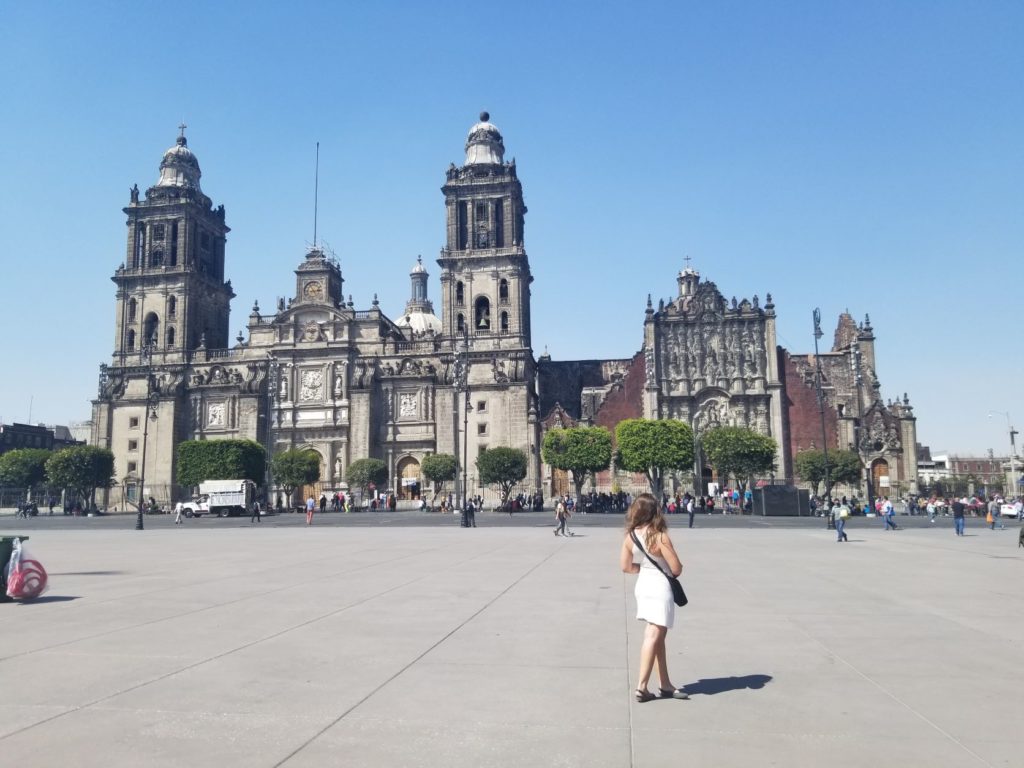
{"left": 91, "top": 115, "right": 919, "bottom": 507}
{"left": 92, "top": 115, "right": 541, "bottom": 507}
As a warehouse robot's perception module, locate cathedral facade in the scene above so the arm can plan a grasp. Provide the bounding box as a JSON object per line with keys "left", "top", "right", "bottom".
{"left": 92, "top": 115, "right": 541, "bottom": 507}
{"left": 92, "top": 115, "right": 919, "bottom": 508}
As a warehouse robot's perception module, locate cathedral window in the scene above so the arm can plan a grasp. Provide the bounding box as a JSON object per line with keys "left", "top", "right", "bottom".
{"left": 168, "top": 296, "right": 176, "bottom": 318}
{"left": 169, "top": 221, "right": 179, "bottom": 266}
{"left": 475, "top": 202, "right": 489, "bottom": 222}
{"left": 152, "top": 224, "right": 165, "bottom": 241}
{"left": 200, "top": 231, "right": 211, "bottom": 251}
{"left": 458, "top": 201, "right": 468, "bottom": 249}
{"left": 133, "top": 224, "right": 145, "bottom": 269}
{"left": 126, "top": 329, "right": 136, "bottom": 351}
{"left": 128, "top": 298, "right": 137, "bottom": 322}
{"left": 143, "top": 313, "right": 159, "bottom": 348}
{"left": 456, "top": 282, "right": 464, "bottom": 306}
{"left": 475, "top": 297, "right": 491, "bottom": 330}
{"left": 494, "top": 200, "right": 504, "bottom": 247}
{"left": 500, "top": 311, "right": 509, "bottom": 333}
{"left": 151, "top": 249, "right": 163, "bottom": 268}
{"left": 166, "top": 327, "right": 176, "bottom": 348}
{"left": 457, "top": 313, "right": 465, "bottom": 333}
{"left": 499, "top": 279, "right": 509, "bottom": 303}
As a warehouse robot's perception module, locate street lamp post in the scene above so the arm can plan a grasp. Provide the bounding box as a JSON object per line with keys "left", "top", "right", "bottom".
{"left": 453, "top": 329, "right": 473, "bottom": 509}
{"left": 264, "top": 355, "right": 279, "bottom": 501}
{"left": 136, "top": 344, "right": 161, "bottom": 531}
{"left": 851, "top": 345, "right": 876, "bottom": 513}
{"left": 988, "top": 411, "right": 1019, "bottom": 496}
{"left": 812, "top": 309, "right": 832, "bottom": 518}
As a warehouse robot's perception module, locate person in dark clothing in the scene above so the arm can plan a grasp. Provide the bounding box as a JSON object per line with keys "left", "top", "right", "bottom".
{"left": 319, "top": 494, "right": 327, "bottom": 515}
{"left": 250, "top": 499, "right": 262, "bottom": 523}
{"left": 952, "top": 498, "right": 966, "bottom": 536}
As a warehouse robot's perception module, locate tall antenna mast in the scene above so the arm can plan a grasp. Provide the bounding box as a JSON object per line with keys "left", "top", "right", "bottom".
{"left": 313, "top": 142, "right": 320, "bottom": 248}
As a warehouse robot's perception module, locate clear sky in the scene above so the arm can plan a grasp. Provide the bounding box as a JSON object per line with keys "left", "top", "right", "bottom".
{"left": 1, "top": 1, "right": 1021, "bottom": 456}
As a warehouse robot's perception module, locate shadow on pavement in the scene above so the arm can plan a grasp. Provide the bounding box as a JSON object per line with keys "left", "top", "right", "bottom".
{"left": 14, "top": 595, "right": 81, "bottom": 604}
{"left": 683, "top": 674, "right": 773, "bottom": 696}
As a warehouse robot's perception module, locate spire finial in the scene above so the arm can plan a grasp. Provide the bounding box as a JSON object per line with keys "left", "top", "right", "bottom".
{"left": 177, "top": 122, "right": 187, "bottom": 146}
{"left": 480, "top": 110, "right": 490, "bottom": 122}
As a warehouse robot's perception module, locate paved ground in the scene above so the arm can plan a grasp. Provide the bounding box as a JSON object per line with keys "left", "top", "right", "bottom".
{"left": 1, "top": 520, "right": 1022, "bottom": 767}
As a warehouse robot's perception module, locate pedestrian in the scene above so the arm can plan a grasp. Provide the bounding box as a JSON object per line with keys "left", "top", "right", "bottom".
{"left": 174, "top": 500, "right": 184, "bottom": 525}
{"left": 306, "top": 495, "right": 316, "bottom": 526}
{"left": 927, "top": 498, "right": 936, "bottom": 523}
{"left": 48, "top": 495, "right": 55, "bottom": 515}
{"left": 465, "top": 498, "right": 477, "bottom": 528}
{"left": 883, "top": 497, "right": 897, "bottom": 530}
{"left": 952, "top": 497, "right": 966, "bottom": 536}
{"left": 554, "top": 498, "right": 568, "bottom": 536}
{"left": 620, "top": 493, "right": 689, "bottom": 702}
{"left": 250, "top": 498, "right": 262, "bottom": 523}
{"left": 686, "top": 495, "right": 695, "bottom": 529}
{"left": 835, "top": 504, "right": 849, "bottom": 542}
{"left": 319, "top": 494, "right": 327, "bottom": 516}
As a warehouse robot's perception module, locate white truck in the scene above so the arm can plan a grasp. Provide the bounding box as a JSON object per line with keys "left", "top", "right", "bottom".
{"left": 181, "top": 479, "right": 257, "bottom": 518}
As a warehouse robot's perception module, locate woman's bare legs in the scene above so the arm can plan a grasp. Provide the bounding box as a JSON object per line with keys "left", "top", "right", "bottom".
{"left": 637, "top": 623, "right": 667, "bottom": 691}
{"left": 654, "top": 631, "right": 674, "bottom": 690}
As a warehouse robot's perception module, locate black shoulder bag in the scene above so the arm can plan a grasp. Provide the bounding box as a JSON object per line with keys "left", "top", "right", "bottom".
{"left": 630, "top": 530, "right": 688, "bottom": 607}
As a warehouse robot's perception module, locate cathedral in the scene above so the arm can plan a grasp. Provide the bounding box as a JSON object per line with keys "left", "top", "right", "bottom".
{"left": 91, "top": 114, "right": 919, "bottom": 508}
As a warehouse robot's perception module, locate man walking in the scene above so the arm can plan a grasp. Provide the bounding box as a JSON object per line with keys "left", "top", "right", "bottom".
{"left": 554, "top": 498, "right": 568, "bottom": 536}
{"left": 835, "top": 504, "right": 849, "bottom": 542}
{"left": 250, "top": 498, "right": 262, "bottom": 523}
{"left": 687, "top": 494, "right": 696, "bottom": 529}
{"left": 174, "top": 500, "right": 184, "bottom": 525}
{"left": 952, "top": 497, "right": 966, "bottom": 536}
{"left": 883, "top": 497, "right": 898, "bottom": 530}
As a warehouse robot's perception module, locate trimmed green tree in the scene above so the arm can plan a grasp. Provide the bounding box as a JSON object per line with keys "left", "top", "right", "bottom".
{"left": 45, "top": 445, "right": 115, "bottom": 511}
{"left": 0, "top": 448, "right": 53, "bottom": 498}
{"left": 346, "top": 458, "right": 388, "bottom": 505}
{"left": 476, "top": 447, "right": 528, "bottom": 509}
{"left": 794, "top": 449, "right": 862, "bottom": 497}
{"left": 541, "top": 426, "right": 612, "bottom": 500}
{"left": 701, "top": 426, "right": 777, "bottom": 490}
{"left": 270, "top": 449, "right": 321, "bottom": 507}
{"left": 176, "top": 439, "right": 266, "bottom": 488}
{"left": 421, "top": 453, "right": 458, "bottom": 503}
{"left": 615, "top": 418, "right": 694, "bottom": 496}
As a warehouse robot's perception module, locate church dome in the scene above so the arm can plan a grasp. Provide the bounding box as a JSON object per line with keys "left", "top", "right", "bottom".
{"left": 396, "top": 310, "right": 442, "bottom": 337}
{"left": 157, "top": 132, "right": 203, "bottom": 191}
{"left": 465, "top": 111, "right": 505, "bottom": 165}
{"left": 410, "top": 255, "right": 428, "bottom": 275}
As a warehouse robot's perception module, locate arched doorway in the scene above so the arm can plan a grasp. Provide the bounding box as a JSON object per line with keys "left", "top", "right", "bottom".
{"left": 297, "top": 449, "right": 326, "bottom": 510}
{"left": 701, "top": 466, "right": 714, "bottom": 496}
{"left": 551, "top": 468, "right": 570, "bottom": 498}
{"left": 397, "top": 456, "right": 421, "bottom": 500}
{"left": 871, "top": 458, "right": 890, "bottom": 501}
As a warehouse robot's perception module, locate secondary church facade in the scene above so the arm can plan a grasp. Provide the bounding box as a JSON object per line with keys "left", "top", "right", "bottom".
{"left": 91, "top": 115, "right": 918, "bottom": 507}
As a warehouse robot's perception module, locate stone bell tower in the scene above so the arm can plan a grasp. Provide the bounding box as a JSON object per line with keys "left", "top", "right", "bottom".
{"left": 112, "top": 126, "right": 233, "bottom": 366}
{"left": 438, "top": 112, "right": 533, "bottom": 353}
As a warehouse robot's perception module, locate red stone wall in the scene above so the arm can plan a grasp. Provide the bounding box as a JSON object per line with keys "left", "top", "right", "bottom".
{"left": 780, "top": 349, "right": 839, "bottom": 482}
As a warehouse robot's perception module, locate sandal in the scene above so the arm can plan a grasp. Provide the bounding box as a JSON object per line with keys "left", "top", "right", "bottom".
{"left": 635, "top": 689, "right": 656, "bottom": 703}
{"left": 659, "top": 688, "right": 690, "bottom": 700}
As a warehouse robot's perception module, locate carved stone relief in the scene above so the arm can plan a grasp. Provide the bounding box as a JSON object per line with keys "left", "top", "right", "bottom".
{"left": 207, "top": 402, "right": 225, "bottom": 427}
{"left": 399, "top": 392, "right": 418, "bottom": 419}
{"left": 300, "top": 370, "right": 323, "bottom": 402}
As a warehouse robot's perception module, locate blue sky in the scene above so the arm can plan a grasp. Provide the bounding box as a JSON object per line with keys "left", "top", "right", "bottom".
{"left": 1, "top": 1, "right": 1021, "bottom": 456}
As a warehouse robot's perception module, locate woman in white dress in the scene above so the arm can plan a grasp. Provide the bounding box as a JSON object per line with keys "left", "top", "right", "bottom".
{"left": 620, "top": 493, "right": 689, "bottom": 702}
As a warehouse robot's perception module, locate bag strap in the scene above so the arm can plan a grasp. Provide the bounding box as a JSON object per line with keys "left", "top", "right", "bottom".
{"left": 630, "top": 530, "right": 674, "bottom": 583}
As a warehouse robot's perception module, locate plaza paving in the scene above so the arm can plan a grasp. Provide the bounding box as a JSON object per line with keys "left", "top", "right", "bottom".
{"left": 1, "top": 519, "right": 1022, "bottom": 767}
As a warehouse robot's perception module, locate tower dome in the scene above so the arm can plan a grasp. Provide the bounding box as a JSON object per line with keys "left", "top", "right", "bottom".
{"left": 465, "top": 111, "right": 505, "bottom": 166}
{"left": 395, "top": 256, "right": 442, "bottom": 337}
{"left": 156, "top": 127, "right": 202, "bottom": 191}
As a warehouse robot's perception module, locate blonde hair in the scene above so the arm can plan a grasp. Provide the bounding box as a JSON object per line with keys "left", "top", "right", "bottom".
{"left": 625, "top": 493, "right": 667, "bottom": 551}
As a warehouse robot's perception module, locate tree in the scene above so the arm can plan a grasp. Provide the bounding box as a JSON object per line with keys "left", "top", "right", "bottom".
{"left": 701, "top": 426, "right": 777, "bottom": 490}
{"left": 0, "top": 449, "right": 53, "bottom": 497}
{"left": 476, "top": 447, "right": 528, "bottom": 508}
{"left": 421, "top": 453, "right": 458, "bottom": 502}
{"left": 615, "top": 419, "right": 694, "bottom": 496}
{"left": 45, "top": 446, "right": 115, "bottom": 511}
{"left": 176, "top": 439, "right": 266, "bottom": 488}
{"left": 270, "top": 449, "right": 321, "bottom": 506}
{"left": 542, "top": 426, "right": 612, "bottom": 500}
{"left": 794, "top": 449, "right": 862, "bottom": 497}
{"left": 346, "top": 458, "right": 388, "bottom": 504}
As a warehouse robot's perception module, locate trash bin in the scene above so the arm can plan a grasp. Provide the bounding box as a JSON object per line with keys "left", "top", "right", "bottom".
{"left": 0, "top": 536, "right": 29, "bottom": 603}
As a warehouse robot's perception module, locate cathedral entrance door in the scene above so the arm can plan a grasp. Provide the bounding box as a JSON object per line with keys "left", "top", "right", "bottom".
{"left": 700, "top": 467, "right": 714, "bottom": 496}
{"left": 552, "top": 469, "right": 570, "bottom": 498}
{"left": 397, "top": 457, "right": 421, "bottom": 500}
{"left": 871, "top": 459, "right": 890, "bottom": 501}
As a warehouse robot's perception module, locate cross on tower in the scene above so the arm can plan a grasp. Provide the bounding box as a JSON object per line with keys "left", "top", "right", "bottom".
{"left": 683, "top": 254, "right": 692, "bottom": 270}
{"left": 178, "top": 122, "right": 187, "bottom": 139}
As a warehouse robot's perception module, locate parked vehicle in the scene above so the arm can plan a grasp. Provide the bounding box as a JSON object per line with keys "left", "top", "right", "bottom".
{"left": 181, "top": 480, "right": 256, "bottom": 518}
